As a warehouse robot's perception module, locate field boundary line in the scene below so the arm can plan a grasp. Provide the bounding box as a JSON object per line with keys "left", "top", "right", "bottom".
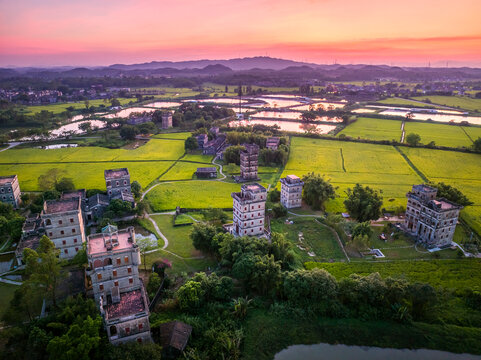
{"left": 339, "top": 148, "right": 346, "bottom": 172}
{"left": 393, "top": 146, "right": 428, "bottom": 182}
{"left": 460, "top": 127, "right": 475, "bottom": 144}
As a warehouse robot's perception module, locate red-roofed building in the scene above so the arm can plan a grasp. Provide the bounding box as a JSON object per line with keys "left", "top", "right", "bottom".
{"left": 87, "top": 225, "right": 151, "bottom": 344}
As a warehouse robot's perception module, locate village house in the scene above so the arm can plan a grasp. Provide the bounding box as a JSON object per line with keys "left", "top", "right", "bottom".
{"left": 195, "top": 167, "right": 217, "bottom": 178}
{"left": 266, "top": 137, "right": 280, "bottom": 150}
{"left": 41, "top": 197, "right": 86, "bottom": 259}
{"left": 240, "top": 144, "right": 259, "bottom": 181}
{"left": 105, "top": 168, "right": 135, "bottom": 205}
{"left": 202, "top": 134, "right": 226, "bottom": 155}
{"left": 403, "top": 184, "right": 463, "bottom": 248}
{"left": 15, "top": 214, "right": 44, "bottom": 265}
{"left": 0, "top": 175, "right": 21, "bottom": 208}
{"left": 161, "top": 112, "right": 173, "bottom": 129}
{"left": 196, "top": 134, "right": 208, "bottom": 148}
{"left": 231, "top": 183, "right": 266, "bottom": 236}
{"left": 280, "top": 175, "right": 304, "bottom": 209}
{"left": 86, "top": 225, "right": 151, "bottom": 344}
{"left": 85, "top": 193, "right": 111, "bottom": 223}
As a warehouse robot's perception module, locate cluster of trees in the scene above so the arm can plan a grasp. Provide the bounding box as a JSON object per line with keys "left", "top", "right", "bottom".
{"left": 301, "top": 173, "right": 337, "bottom": 211}
{"left": 119, "top": 121, "right": 157, "bottom": 140}
{"left": 0, "top": 202, "right": 25, "bottom": 245}
{"left": 38, "top": 168, "right": 76, "bottom": 192}
{"left": 172, "top": 103, "right": 235, "bottom": 129}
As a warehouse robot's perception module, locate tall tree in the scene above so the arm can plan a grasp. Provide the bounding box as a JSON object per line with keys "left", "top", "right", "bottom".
{"left": 344, "top": 184, "right": 383, "bottom": 222}
{"left": 23, "top": 236, "right": 63, "bottom": 307}
{"left": 302, "top": 172, "right": 337, "bottom": 211}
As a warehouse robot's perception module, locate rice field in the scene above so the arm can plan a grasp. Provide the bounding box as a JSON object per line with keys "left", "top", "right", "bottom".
{"left": 283, "top": 137, "right": 423, "bottom": 211}
{"left": 411, "top": 96, "right": 481, "bottom": 112}
{"left": 403, "top": 122, "right": 474, "bottom": 148}
{"left": 376, "top": 97, "right": 443, "bottom": 108}
{"left": 338, "top": 117, "right": 403, "bottom": 141}
{"left": 145, "top": 180, "right": 241, "bottom": 211}
{"left": 0, "top": 137, "right": 187, "bottom": 191}
{"left": 23, "top": 98, "right": 134, "bottom": 115}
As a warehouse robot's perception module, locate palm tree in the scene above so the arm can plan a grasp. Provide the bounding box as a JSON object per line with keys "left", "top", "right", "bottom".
{"left": 232, "top": 296, "right": 252, "bottom": 319}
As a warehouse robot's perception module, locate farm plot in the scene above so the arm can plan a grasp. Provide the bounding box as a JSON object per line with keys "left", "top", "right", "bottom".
{"left": 376, "top": 97, "right": 443, "bottom": 108}
{"left": 23, "top": 98, "right": 134, "bottom": 115}
{"left": 283, "top": 137, "right": 422, "bottom": 212}
{"left": 160, "top": 161, "right": 216, "bottom": 181}
{"left": 146, "top": 180, "right": 240, "bottom": 211}
{"left": 411, "top": 96, "right": 481, "bottom": 112}
{"left": 338, "top": 117, "right": 403, "bottom": 141}
{"left": 153, "top": 132, "right": 191, "bottom": 140}
{"left": 463, "top": 126, "right": 481, "bottom": 142}
{"left": 404, "top": 122, "right": 473, "bottom": 148}
{"left": 0, "top": 161, "right": 174, "bottom": 191}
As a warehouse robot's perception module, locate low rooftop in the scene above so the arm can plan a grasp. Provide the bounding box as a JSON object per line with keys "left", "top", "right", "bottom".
{"left": 106, "top": 288, "right": 146, "bottom": 320}
{"left": 412, "top": 184, "right": 437, "bottom": 193}
{"left": 242, "top": 183, "right": 266, "bottom": 194}
{"left": 159, "top": 321, "right": 193, "bottom": 352}
{"left": 0, "top": 175, "right": 17, "bottom": 185}
{"left": 43, "top": 198, "right": 80, "bottom": 214}
{"left": 429, "top": 198, "right": 463, "bottom": 211}
{"left": 281, "top": 175, "right": 303, "bottom": 185}
{"left": 61, "top": 189, "right": 86, "bottom": 200}
{"left": 104, "top": 168, "right": 130, "bottom": 179}
{"left": 196, "top": 167, "right": 217, "bottom": 173}
{"left": 87, "top": 226, "right": 136, "bottom": 256}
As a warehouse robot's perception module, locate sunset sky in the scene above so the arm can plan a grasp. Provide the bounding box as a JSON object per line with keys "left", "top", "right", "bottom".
{"left": 1, "top": 0, "right": 480, "bottom": 67}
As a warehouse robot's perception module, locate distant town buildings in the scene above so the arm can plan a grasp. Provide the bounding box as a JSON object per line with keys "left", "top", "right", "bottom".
{"left": 41, "top": 196, "right": 86, "bottom": 259}
{"left": 403, "top": 184, "right": 462, "bottom": 248}
{"left": 231, "top": 183, "right": 266, "bottom": 236}
{"left": 240, "top": 144, "right": 259, "bottom": 181}
{"left": 0, "top": 175, "right": 21, "bottom": 208}
{"left": 161, "top": 112, "right": 173, "bottom": 129}
{"left": 86, "top": 225, "right": 151, "bottom": 344}
{"left": 195, "top": 167, "right": 217, "bottom": 178}
{"left": 280, "top": 175, "right": 304, "bottom": 209}
{"left": 105, "top": 168, "right": 135, "bottom": 205}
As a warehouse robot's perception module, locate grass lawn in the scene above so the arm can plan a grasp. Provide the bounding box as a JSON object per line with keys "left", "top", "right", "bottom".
{"left": 146, "top": 180, "right": 240, "bottom": 211}
{"left": 0, "top": 283, "right": 18, "bottom": 319}
{"left": 338, "top": 117, "right": 403, "bottom": 141}
{"left": 271, "top": 217, "right": 346, "bottom": 264}
{"left": 23, "top": 98, "right": 134, "bottom": 115}
{"left": 403, "top": 122, "right": 473, "bottom": 148}
{"left": 305, "top": 259, "right": 481, "bottom": 290}
{"left": 411, "top": 96, "right": 481, "bottom": 112}
{"left": 144, "top": 250, "right": 217, "bottom": 276}
{"left": 150, "top": 215, "right": 198, "bottom": 258}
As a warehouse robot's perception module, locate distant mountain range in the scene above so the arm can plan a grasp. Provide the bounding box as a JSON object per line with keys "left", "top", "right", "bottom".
{"left": 2, "top": 57, "right": 481, "bottom": 82}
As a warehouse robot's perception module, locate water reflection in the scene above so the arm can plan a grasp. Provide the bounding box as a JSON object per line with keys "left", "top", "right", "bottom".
{"left": 379, "top": 110, "right": 481, "bottom": 125}
{"left": 143, "top": 101, "right": 181, "bottom": 108}
{"left": 229, "top": 119, "right": 337, "bottom": 134}
{"left": 275, "top": 343, "right": 481, "bottom": 360}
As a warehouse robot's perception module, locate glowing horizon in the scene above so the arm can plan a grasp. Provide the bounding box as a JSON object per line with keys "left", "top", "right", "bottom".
{"left": 1, "top": 0, "right": 480, "bottom": 67}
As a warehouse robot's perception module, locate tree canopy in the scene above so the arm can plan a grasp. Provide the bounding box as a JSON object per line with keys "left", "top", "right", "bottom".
{"left": 344, "top": 184, "right": 383, "bottom": 222}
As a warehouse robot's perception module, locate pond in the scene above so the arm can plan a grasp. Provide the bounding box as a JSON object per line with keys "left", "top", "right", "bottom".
{"left": 251, "top": 111, "right": 343, "bottom": 123}
{"left": 103, "top": 107, "right": 155, "bottom": 119}
{"left": 247, "top": 97, "right": 305, "bottom": 108}
{"left": 275, "top": 343, "right": 481, "bottom": 360}
{"left": 229, "top": 119, "right": 337, "bottom": 134}
{"left": 379, "top": 109, "right": 481, "bottom": 125}
{"left": 190, "top": 98, "right": 248, "bottom": 105}
{"left": 143, "top": 101, "right": 181, "bottom": 108}
{"left": 291, "top": 102, "right": 345, "bottom": 111}
{"left": 50, "top": 120, "right": 107, "bottom": 137}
